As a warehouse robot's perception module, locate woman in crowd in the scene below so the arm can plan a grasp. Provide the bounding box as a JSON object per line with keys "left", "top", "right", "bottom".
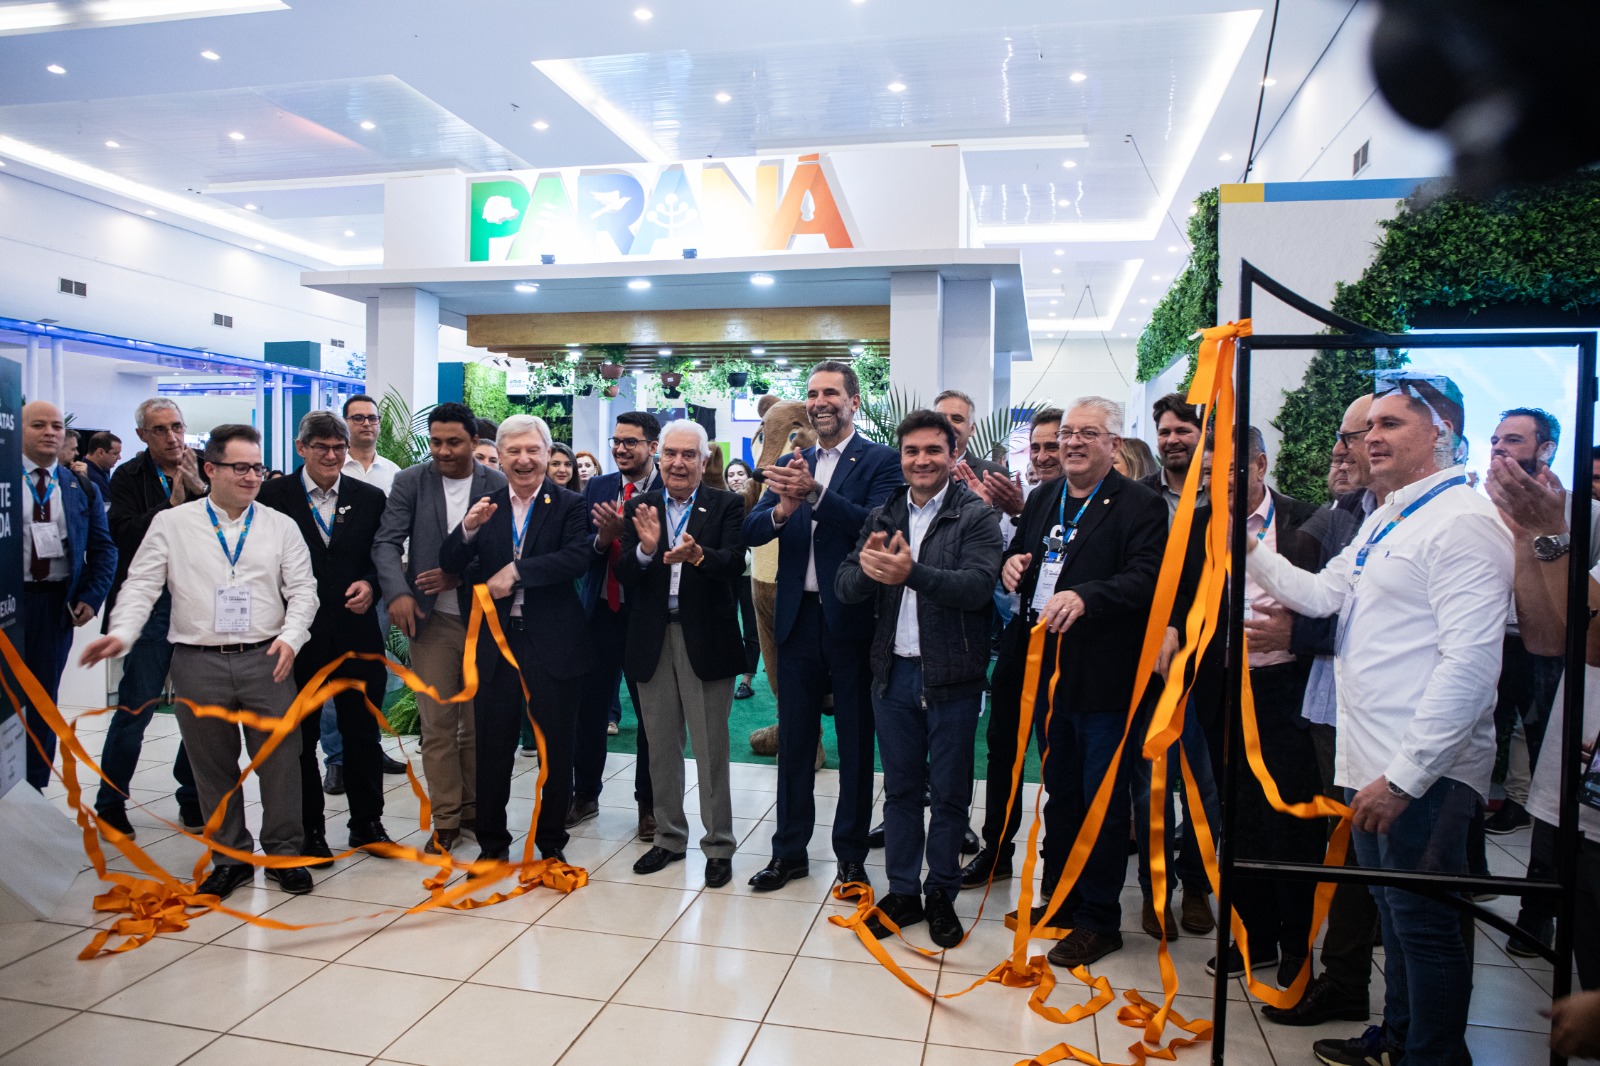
{"left": 724, "top": 459, "right": 752, "bottom": 493}
{"left": 548, "top": 441, "right": 578, "bottom": 489}
{"left": 721, "top": 460, "right": 761, "bottom": 698}
{"left": 1114, "top": 437, "right": 1157, "bottom": 480}
{"left": 473, "top": 440, "right": 500, "bottom": 469}
{"left": 574, "top": 450, "right": 601, "bottom": 490}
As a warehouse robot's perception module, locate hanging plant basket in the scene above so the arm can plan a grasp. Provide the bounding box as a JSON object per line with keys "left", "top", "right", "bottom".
{"left": 664, "top": 387, "right": 682, "bottom": 399}
{"left": 576, "top": 382, "right": 595, "bottom": 396}
{"left": 599, "top": 362, "right": 625, "bottom": 381}
{"left": 660, "top": 371, "right": 683, "bottom": 389}
{"left": 750, "top": 380, "right": 771, "bottom": 395}
{"left": 726, "top": 371, "right": 749, "bottom": 388}
{"left": 602, "top": 383, "right": 620, "bottom": 398}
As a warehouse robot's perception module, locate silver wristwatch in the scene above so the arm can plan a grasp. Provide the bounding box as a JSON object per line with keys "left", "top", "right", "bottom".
{"left": 1386, "top": 780, "right": 1412, "bottom": 800}
{"left": 1532, "top": 532, "right": 1571, "bottom": 562}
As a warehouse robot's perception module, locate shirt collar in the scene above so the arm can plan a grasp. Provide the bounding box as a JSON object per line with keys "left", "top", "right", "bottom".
{"left": 664, "top": 487, "right": 697, "bottom": 508}
{"left": 908, "top": 481, "right": 949, "bottom": 516}
{"left": 302, "top": 468, "right": 339, "bottom": 498}
{"left": 629, "top": 464, "right": 656, "bottom": 493}
{"left": 23, "top": 455, "right": 50, "bottom": 477}
{"left": 1385, "top": 464, "right": 1465, "bottom": 509}
{"left": 819, "top": 431, "right": 856, "bottom": 458}
{"left": 510, "top": 481, "right": 540, "bottom": 507}
{"left": 1247, "top": 489, "right": 1273, "bottom": 524}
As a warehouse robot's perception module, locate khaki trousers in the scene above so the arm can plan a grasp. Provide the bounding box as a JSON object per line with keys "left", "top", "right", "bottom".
{"left": 410, "top": 610, "right": 476, "bottom": 829}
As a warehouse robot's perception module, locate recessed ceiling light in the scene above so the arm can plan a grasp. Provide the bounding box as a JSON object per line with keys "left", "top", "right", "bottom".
{"left": 144, "top": 209, "right": 156, "bottom": 216}
{"left": 1054, "top": 249, "right": 1065, "bottom": 256}
{"left": 1051, "top": 268, "right": 1061, "bottom": 274}
{"left": 201, "top": 50, "right": 220, "bottom": 61}
{"left": 46, "top": 64, "right": 65, "bottom": 74}
{"left": 657, "top": 348, "right": 673, "bottom": 356}
{"left": 359, "top": 121, "right": 376, "bottom": 131}
{"left": 1128, "top": 317, "right": 1138, "bottom": 322}
{"left": 532, "top": 120, "right": 550, "bottom": 131}
{"left": 244, "top": 202, "right": 258, "bottom": 210}
{"left": 1069, "top": 71, "right": 1087, "bottom": 83}
{"left": 887, "top": 81, "right": 907, "bottom": 93}
{"left": 1139, "top": 298, "right": 1148, "bottom": 304}
{"left": 775, "top": 356, "right": 790, "bottom": 364}
{"left": 750, "top": 273, "right": 775, "bottom": 286}
{"left": 227, "top": 131, "right": 245, "bottom": 141}
{"left": 1167, "top": 245, "right": 1179, "bottom": 252}
{"left": 343, "top": 229, "right": 355, "bottom": 237}
{"left": 849, "top": 344, "right": 865, "bottom": 355}
{"left": 715, "top": 91, "right": 732, "bottom": 103}
{"left": 1044, "top": 333, "right": 1054, "bottom": 338}
{"left": 1061, "top": 160, "right": 1077, "bottom": 169}
{"left": 750, "top": 347, "right": 765, "bottom": 355}
{"left": 628, "top": 279, "right": 651, "bottom": 290}
{"left": 515, "top": 283, "right": 539, "bottom": 293}
{"left": 104, "top": 140, "right": 119, "bottom": 148}
{"left": 1151, "top": 274, "right": 1162, "bottom": 281}
{"left": 1262, "top": 77, "right": 1277, "bottom": 87}
{"left": 1048, "top": 312, "right": 1057, "bottom": 318}
{"left": 1219, "top": 152, "right": 1233, "bottom": 162}
{"left": 633, "top": 6, "right": 652, "bottom": 19}
{"left": 1056, "top": 198, "right": 1070, "bottom": 207}
{"left": 1120, "top": 332, "right": 1128, "bottom": 337}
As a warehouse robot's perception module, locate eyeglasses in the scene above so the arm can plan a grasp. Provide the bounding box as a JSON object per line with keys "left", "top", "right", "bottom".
{"left": 346, "top": 414, "right": 380, "bottom": 424}
{"left": 216, "top": 462, "right": 266, "bottom": 477}
{"left": 304, "top": 442, "right": 348, "bottom": 456}
{"left": 610, "top": 436, "right": 653, "bottom": 450}
{"left": 147, "top": 423, "right": 186, "bottom": 437}
{"left": 1335, "top": 427, "right": 1370, "bottom": 447}
{"left": 1058, "top": 429, "right": 1106, "bottom": 443}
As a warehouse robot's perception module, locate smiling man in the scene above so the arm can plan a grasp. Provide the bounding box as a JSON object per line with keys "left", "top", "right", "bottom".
{"left": 1246, "top": 373, "right": 1510, "bottom": 1066}
{"left": 1140, "top": 392, "right": 1209, "bottom": 520}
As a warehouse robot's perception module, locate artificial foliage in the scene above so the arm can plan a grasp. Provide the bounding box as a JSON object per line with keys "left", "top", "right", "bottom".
{"left": 1273, "top": 170, "right": 1600, "bottom": 502}
{"left": 461, "top": 362, "right": 514, "bottom": 424}
{"left": 1135, "top": 188, "right": 1220, "bottom": 384}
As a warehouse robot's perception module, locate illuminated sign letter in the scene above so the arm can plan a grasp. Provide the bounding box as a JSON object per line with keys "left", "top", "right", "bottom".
{"left": 763, "top": 154, "right": 854, "bottom": 250}
{"left": 576, "top": 170, "right": 646, "bottom": 257}
{"left": 470, "top": 180, "right": 529, "bottom": 262}
{"left": 509, "top": 172, "right": 580, "bottom": 261}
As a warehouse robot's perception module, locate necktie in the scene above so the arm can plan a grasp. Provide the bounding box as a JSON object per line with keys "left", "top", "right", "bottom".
{"left": 604, "top": 481, "right": 636, "bottom": 612}
{"left": 30, "top": 468, "right": 50, "bottom": 581}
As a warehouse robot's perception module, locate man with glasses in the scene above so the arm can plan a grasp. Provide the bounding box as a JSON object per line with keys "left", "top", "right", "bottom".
{"left": 341, "top": 393, "right": 399, "bottom": 495}
{"left": 572, "top": 411, "right": 662, "bottom": 839}
{"left": 259, "top": 412, "right": 395, "bottom": 867}
{"left": 92, "top": 398, "right": 206, "bottom": 839}
{"left": 83, "top": 424, "right": 320, "bottom": 900}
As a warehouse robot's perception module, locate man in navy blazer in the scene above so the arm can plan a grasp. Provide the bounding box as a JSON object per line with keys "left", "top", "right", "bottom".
{"left": 743, "top": 361, "right": 903, "bottom": 892}
{"left": 19, "top": 401, "right": 116, "bottom": 790}
{"left": 440, "top": 415, "right": 592, "bottom": 863}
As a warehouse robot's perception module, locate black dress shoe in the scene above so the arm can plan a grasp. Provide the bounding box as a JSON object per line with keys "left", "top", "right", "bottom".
{"left": 1206, "top": 943, "right": 1280, "bottom": 979}
{"left": 1260, "top": 973, "right": 1371, "bottom": 1027}
{"left": 302, "top": 829, "right": 335, "bottom": 870}
{"left": 866, "top": 891, "right": 926, "bottom": 939}
{"left": 322, "top": 762, "right": 345, "bottom": 795}
{"left": 749, "top": 857, "right": 810, "bottom": 892}
{"left": 836, "top": 861, "right": 871, "bottom": 888}
{"left": 543, "top": 848, "right": 568, "bottom": 864}
{"left": 97, "top": 806, "right": 137, "bottom": 840}
{"left": 195, "top": 863, "right": 253, "bottom": 900}
{"left": 1004, "top": 903, "right": 1071, "bottom": 931}
{"left": 705, "top": 858, "right": 733, "bottom": 888}
{"left": 565, "top": 798, "right": 599, "bottom": 830}
{"left": 867, "top": 822, "right": 886, "bottom": 848}
{"left": 348, "top": 821, "right": 395, "bottom": 852}
{"left": 961, "top": 827, "right": 980, "bottom": 856}
{"left": 734, "top": 681, "right": 755, "bottom": 700}
{"left": 925, "top": 888, "right": 964, "bottom": 948}
{"left": 476, "top": 847, "right": 510, "bottom": 863}
{"left": 267, "top": 865, "right": 313, "bottom": 894}
{"left": 960, "top": 848, "right": 1013, "bottom": 888}
{"left": 380, "top": 752, "right": 407, "bottom": 775}
{"left": 633, "top": 845, "right": 686, "bottom": 875}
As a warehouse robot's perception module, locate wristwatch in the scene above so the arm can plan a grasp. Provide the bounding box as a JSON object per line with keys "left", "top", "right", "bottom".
{"left": 1386, "top": 780, "right": 1412, "bottom": 800}
{"left": 804, "top": 489, "right": 820, "bottom": 506}
{"left": 1532, "top": 532, "right": 1571, "bottom": 562}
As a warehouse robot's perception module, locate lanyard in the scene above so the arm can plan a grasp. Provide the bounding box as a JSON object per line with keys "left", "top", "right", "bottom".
{"left": 1253, "top": 497, "right": 1275, "bottom": 543}
{"left": 1352, "top": 475, "right": 1466, "bottom": 575}
{"left": 668, "top": 490, "right": 698, "bottom": 547}
{"left": 206, "top": 501, "right": 255, "bottom": 575}
{"left": 26, "top": 468, "right": 56, "bottom": 509}
{"left": 157, "top": 468, "right": 173, "bottom": 498}
{"left": 1047, "top": 479, "right": 1103, "bottom": 555}
{"left": 511, "top": 493, "right": 540, "bottom": 555}
{"left": 304, "top": 483, "right": 335, "bottom": 539}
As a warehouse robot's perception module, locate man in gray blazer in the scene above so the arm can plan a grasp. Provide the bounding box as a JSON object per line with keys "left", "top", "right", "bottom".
{"left": 373, "top": 402, "right": 506, "bottom": 855}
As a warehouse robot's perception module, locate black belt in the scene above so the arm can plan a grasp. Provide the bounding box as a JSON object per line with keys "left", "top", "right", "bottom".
{"left": 801, "top": 591, "right": 822, "bottom": 604}
{"left": 193, "top": 639, "right": 273, "bottom": 654}
{"left": 507, "top": 616, "right": 526, "bottom": 632}
{"left": 23, "top": 581, "right": 66, "bottom": 593}
{"left": 667, "top": 609, "right": 681, "bottom": 624}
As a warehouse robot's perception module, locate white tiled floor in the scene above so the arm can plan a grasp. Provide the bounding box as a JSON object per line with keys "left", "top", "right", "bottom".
{"left": 0, "top": 714, "right": 1564, "bottom": 1065}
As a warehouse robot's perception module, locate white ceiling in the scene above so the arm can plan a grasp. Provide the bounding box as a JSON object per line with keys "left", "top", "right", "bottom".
{"left": 0, "top": 0, "right": 1361, "bottom": 365}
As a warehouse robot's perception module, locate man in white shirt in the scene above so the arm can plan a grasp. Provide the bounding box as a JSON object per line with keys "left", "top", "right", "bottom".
{"left": 82, "top": 424, "right": 320, "bottom": 901}
{"left": 1247, "top": 373, "right": 1511, "bottom": 1066}
{"left": 340, "top": 393, "right": 400, "bottom": 495}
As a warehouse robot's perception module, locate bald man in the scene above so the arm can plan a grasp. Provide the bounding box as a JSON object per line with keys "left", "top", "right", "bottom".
{"left": 19, "top": 401, "right": 116, "bottom": 789}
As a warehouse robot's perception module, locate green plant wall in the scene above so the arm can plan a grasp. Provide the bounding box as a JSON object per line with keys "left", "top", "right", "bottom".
{"left": 1136, "top": 188, "right": 1220, "bottom": 385}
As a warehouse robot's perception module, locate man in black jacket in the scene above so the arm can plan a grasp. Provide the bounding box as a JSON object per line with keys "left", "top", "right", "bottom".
{"left": 257, "top": 412, "right": 394, "bottom": 863}
{"left": 1000, "top": 397, "right": 1168, "bottom": 968}
{"left": 837, "top": 410, "right": 1002, "bottom": 948}
{"left": 440, "top": 415, "right": 592, "bottom": 864}
{"left": 616, "top": 420, "right": 747, "bottom": 888}
{"left": 93, "top": 398, "right": 205, "bottom": 838}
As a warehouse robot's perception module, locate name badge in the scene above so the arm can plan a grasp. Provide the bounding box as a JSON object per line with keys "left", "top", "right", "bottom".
{"left": 214, "top": 585, "right": 252, "bottom": 634}
{"left": 1031, "top": 555, "right": 1065, "bottom": 612}
{"left": 30, "top": 523, "right": 64, "bottom": 559}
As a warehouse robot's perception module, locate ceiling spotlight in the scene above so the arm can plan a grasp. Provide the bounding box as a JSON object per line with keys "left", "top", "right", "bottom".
{"left": 750, "top": 347, "right": 765, "bottom": 355}
{"left": 849, "top": 344, "right": 865, "bottom": 355}
{"left": 343, "top": 229, "right": 355, "bottom": 237}
{"left": 244, "top": 202, "right": 258, "bottom": 210}
{"left": 227, "top": 131, "right": 245, "bottom": 141}
{"left": 627, "top": 279, "right": 651, "bottom": 290}
{"left": 1044, "top": 333, "right": 1054, "bottom": 338}
{"left": 532, "top": 120, "right": 550, "bottom": 131}
{"left": 715, "top": 91, "right": 732, "bottom": 103}
{"left": 104, "top": 140, "right": 119, "bottom": 148}
{"left": 1061, "top": 159, "right": 1077, "bottom": 169}
{"left": 1167, "top": 245, "right": 1179, "bottom": 252}
{"left": 1128, "top": 317, "right": 1138, "bottom": 322}
{"left": 46, "top": 64, "right": 65, "bottom": 74}
{"left": 515, "top": 283, "right": 539, "bottom": 293}
{"left": 359, "top": 120, "right": 376, "bottom": 131}
{"left": 887, "top": 81, "right": 907, "bottom": 93}
{"left": 1049, "top": 299, "right": 1058, "bottom": 305}
{"left": 1051, "top": 267, "right": 1061, "bottom": 274}
{"left": 750, "top": 273, "right": 775, "bottom": 286}
{"left": 1069, "top": 71, "right": 1087, "bottom": 83}
{"left": 1151, "top": 274, "right": 1162, "bottom": 281}
{"left": 201, "top": 50, "right": 220, "bottom": 60}
{"left": 254, "top": 243, "right": 264, "bottom": 250}
{"left": 1054, "top": 249, "right": 1065, "bottom": 256}
{"left": 633, "top": 6, "right": 652, "bottom": 18}
{"left": 1048, "top": 312, "right": 1057, "bottom": 318}
{"left": 1262, "top": 77, "right": 1277, "bottom": 87}
{"left": 1120, "top": 332, "right": 1128, "bottom": 338}
{"left": 1056, "top": 198, "right": 1070, "bottom": 207}
{"left": 657, "top": 348, "right": 673, "bottom": 355}
{"left": 775, "top": 357, "right": 789, "bottom": 365}
{"left": 1219, "top": 152, "right": 1233, "bottom": 162}
{"left": 1138, "top": 298, "right": 1148, "bottom": 304}
{"left": 144, "top": 209, "right": 156, "bottom": 216}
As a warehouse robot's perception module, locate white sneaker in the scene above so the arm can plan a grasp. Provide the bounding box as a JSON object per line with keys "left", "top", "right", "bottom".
{"left": 607, "top": 722, "right": 619, "bottom": 736}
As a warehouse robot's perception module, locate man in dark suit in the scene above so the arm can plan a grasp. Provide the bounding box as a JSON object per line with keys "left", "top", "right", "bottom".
{"left": 998, "top": 396, "right": 1168, "bottom": 968}
{"left": 19, "top": 401, "right": 116, "bottom": 790}
{"left": 1140, "top": 392, "right": 1209, "bottom": 519}
{"left": 743, "top": 360, "right": 903, "bottom": 892}
{"left": 439, "top": 415, "right": 591, "bottom": 863}
{"left": 373, "top": 401, "right": 505, "bottom": 856}
{"left": 616, "top": 419, "right": 747, "bottom": 888}
{"left": 93, "top": 398, "right": 205, "bottom": 838}
{"left": 258, "top": 411, "right": 395, "bottom": 863}
{"left": 81, "top": 431, "right": 121, "bottom": 506}
{"left": 571, "top": 411, "right": 662, "bottom": 839}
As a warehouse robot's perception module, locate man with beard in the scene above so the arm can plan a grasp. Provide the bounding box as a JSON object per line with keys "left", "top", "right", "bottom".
{"left": 1141, "top": 392, "right": 1208, "bottom": 519}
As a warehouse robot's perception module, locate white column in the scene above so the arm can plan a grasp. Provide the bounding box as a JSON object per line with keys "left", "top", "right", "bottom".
{"left": 571, "top": 391, "right": 608, "bottom": 471}
{"left": 49, "top": 338, "right": 64, "bottom": 410}
{"left": 939, "top": 279, "right": 996, "bottom": 414}
{"left": 888, "top": 271, "right": 942, "bottom": 404}
{"left": 993, "top": 350, "right": 1013, "bottom": 421}
{"left": 253, "top": 375, "right": 265, "bottom": 434}
{"left": 23, "top": 336, "right": 39, "bottom": 402}
{"left": 369, "top": 287, "right": 440, "bottom": 412}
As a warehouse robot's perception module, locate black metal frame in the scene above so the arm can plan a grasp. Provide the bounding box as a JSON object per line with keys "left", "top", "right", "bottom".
{"left": 1208, "top": 260, "right": 1595, "bottom": 1064}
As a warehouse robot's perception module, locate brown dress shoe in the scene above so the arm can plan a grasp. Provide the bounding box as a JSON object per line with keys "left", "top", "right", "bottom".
{"left": 1047, "top": 928, "right": 1123, "bottom": 968}
{"left": 424, "top": 828, "right": 460, "bottom": 855}
{"left": 1141, "top": 898, "right": 1179, "bottom": 939}
{"left": 637, "top": 807, "right": 657, "bottom": 842}
{"left": 1180, "top": 890, "right": 1215, "bottom": 934}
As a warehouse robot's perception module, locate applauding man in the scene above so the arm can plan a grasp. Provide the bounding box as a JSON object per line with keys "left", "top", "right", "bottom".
{"left": 615, "top": 420, "right": 748, "bottom": 887}
{"left": 836, "top": 410, "right": 1002, "bottom": 946}
{"left": 440, "top": 416, "right": 591, "bottom": 864}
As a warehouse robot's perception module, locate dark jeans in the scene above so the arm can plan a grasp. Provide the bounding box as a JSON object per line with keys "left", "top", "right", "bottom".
{"left": 977, "top": 618, "right": 1045, "bottom": 863}
{"left": 21, "top": 582, "right": 74, "bottom": 790}
{"left": 1041, "top": 707, "right": 1136, "bottom": 937}
{"left": 1310, "top": 721, "right": 1379, "bottom": 996}
{"left": 1520, "top": 820, "right": 1600, "bottom": 989}
{"left": 875, "top": 656, "right": 982, "bottom": 897}
{"left": 737, "top": 576, "right": 761, "bottom": 676}
{"left": 95, "top": 591, "right": 197, "bottom": 814}
{"left": 771, "top": 594, "right": 875, "bottom": 865}
{"left": 1231, "top": 663, "right": 1323, "bottom": 960}
{"left": 478, "top": 622, "right": 579, "bottom": 856}
{"left": 574, "top": 601, "right": 651, "bottom": 808}
{"left": 1350, "top": 777, "right": 1479, "bottom": 1066}
{"left": 1494, "top": 633, "right": 1562, "bottom": 771}
{"left": 1133, "top": 694, "right": 1221, "bottom": 900}
{"left": 296, "top": 648, "right": 385, "bottom": 835}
